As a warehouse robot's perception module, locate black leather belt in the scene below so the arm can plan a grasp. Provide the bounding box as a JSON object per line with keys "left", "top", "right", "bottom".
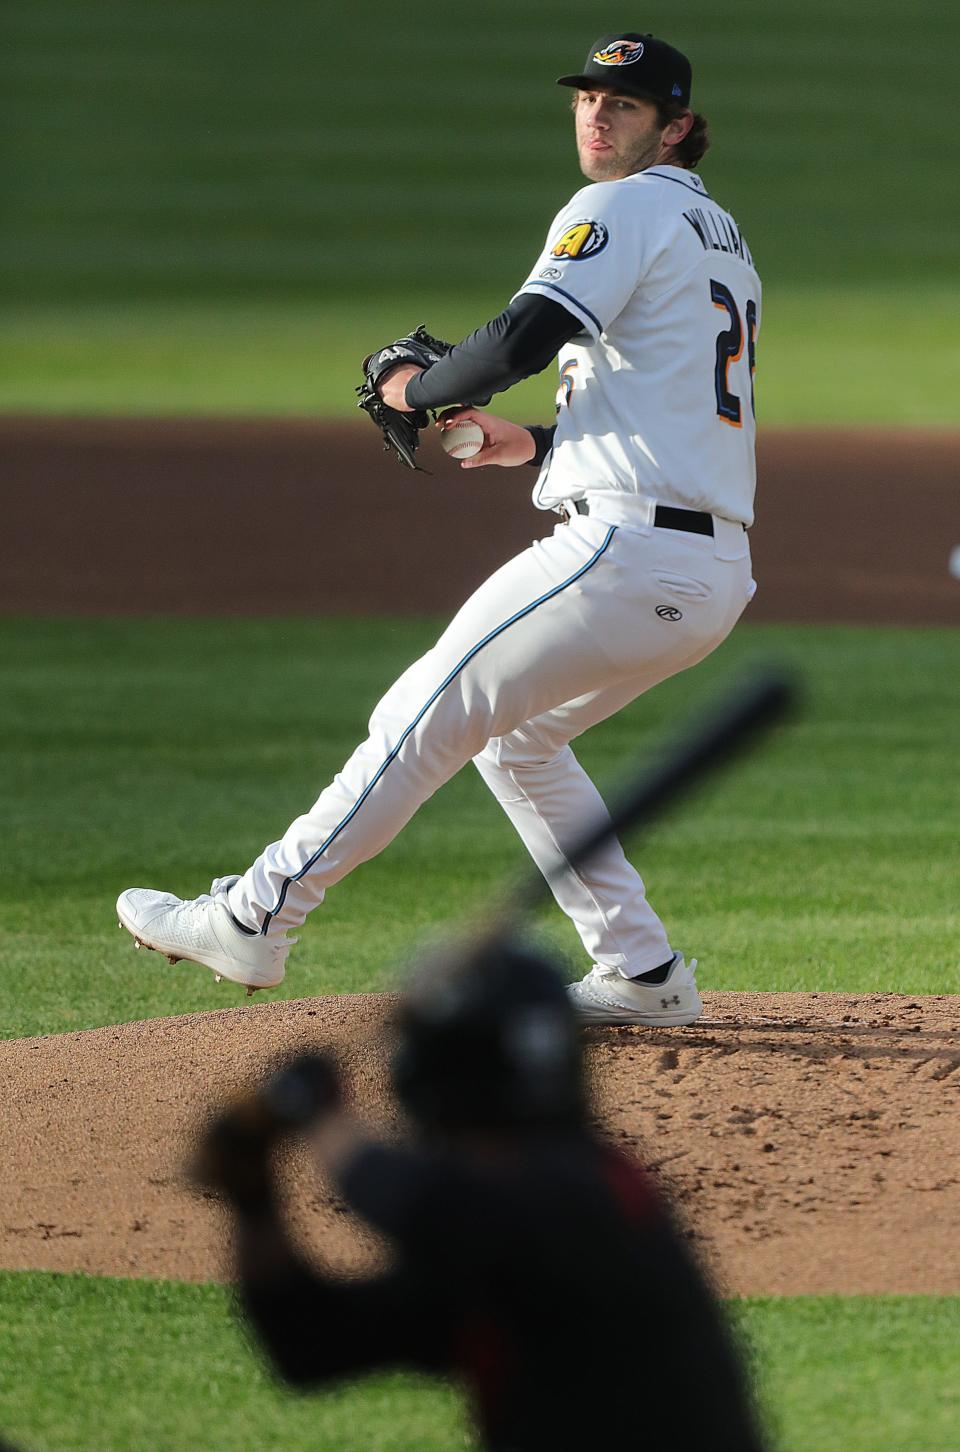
{"left": 652, "top": 504, "right": 714, "bottom": 536}
{"left": 572, "top": 499, "right": 714, "bottom": 536}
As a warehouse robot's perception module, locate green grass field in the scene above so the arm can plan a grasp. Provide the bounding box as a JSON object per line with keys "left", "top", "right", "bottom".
{"left": 4, "top": 0, "right": 960, "bottom": 421}
{"left": 3, "top": 617, "right": 959, "bottom": 1041}
{"left": 0, "top": 1274, "right": 956, "bottom": 1452}
{"left": 7, "top": 0, "right": 958, "bottom": 300}
{"left": 4, "top": 285, "right": 960, "bottom": 424}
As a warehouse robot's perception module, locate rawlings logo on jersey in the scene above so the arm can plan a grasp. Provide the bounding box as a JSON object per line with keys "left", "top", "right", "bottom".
{"left": 593, "top": 39, "right": 645, "bottom": 66}
{"left": 550, "top": 220, "right": 608, "bottom": 261}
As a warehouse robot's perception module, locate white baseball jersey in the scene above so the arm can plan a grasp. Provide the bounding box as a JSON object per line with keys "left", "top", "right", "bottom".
{"left": 515, "top": 164, "right": 761, "bottom": 526}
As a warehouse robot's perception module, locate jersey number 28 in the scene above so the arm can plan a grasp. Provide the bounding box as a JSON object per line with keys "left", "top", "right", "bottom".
{"left": 711, "top": 279, "right": 757, "bottom": 428}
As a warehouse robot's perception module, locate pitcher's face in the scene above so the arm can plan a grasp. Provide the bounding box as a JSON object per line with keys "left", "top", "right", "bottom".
{"left": 574, "top": 89, "right": 668, "bottom": 180}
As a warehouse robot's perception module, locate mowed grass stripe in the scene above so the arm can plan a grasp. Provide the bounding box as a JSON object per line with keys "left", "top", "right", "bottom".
{"left": 3, "top": 287, "right": 960, "bottom": 422}
{"left": 0, "top": 1272, "right": 955, "bottom": 1452}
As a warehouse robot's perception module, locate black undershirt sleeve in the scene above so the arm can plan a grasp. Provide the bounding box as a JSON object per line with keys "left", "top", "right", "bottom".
{"left": 525, "top": 424, "right": 557, "bottom": 467}
{"left": 403, "top": 294, "right": 582, "bottom": 414}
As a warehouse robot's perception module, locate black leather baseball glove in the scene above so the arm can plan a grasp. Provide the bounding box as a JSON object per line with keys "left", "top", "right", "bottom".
{"left": 356, "top": 324, "right": 452, "bottom": 470}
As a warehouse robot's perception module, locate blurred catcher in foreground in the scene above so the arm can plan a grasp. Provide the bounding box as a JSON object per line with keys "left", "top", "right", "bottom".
{"left": 194, "top": 940, "right": 766, "bottom": 1452}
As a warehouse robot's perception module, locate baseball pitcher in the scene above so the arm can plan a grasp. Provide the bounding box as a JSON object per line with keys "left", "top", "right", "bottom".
{"left": 118, "top": 32, "right": 761, "bottom": 1026}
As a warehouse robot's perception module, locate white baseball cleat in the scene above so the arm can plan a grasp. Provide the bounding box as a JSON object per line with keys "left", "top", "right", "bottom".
{"left": 567, "top": 954, "right": 701, "bottom": 1026}
{"left": 116, "top": 881, "right": 296, "bottom": 992}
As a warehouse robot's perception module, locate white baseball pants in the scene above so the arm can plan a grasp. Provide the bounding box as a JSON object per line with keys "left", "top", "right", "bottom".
{"left": 228, "top": 511, "right": 753, "bottom": 975}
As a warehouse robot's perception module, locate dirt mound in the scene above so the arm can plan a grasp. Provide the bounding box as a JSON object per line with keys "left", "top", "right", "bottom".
{"left": 1, "top": 419, "right": 957, "bottom": 623}
{"left": 4, "top": 992, "right": 958, "bottom": 1294}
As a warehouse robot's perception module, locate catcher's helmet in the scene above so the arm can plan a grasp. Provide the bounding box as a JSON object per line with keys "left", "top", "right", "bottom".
{"left": 391, "top": 936, "right": 586, "bottom": 1133}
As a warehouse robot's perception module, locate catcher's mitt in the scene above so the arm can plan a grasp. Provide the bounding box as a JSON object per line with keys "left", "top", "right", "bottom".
{"left": 356, "top": 324, "right": 452, "bottom": 471}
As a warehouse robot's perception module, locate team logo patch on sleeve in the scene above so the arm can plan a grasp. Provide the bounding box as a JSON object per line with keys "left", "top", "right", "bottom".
{"left": 550, "top": 220, "right": 608, "bottom": 261}
{"left": 593, "top": 39, "right": 645, "bottom": 65}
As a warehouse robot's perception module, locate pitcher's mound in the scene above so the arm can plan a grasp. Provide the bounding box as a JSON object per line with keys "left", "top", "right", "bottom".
{"left": 4, "top": 992, "right": 958, "bottom": 1295}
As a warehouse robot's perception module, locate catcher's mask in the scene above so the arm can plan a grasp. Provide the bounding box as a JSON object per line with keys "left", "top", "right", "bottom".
{"left": 391, "top": 937, "right": 586, "bottom": 1134}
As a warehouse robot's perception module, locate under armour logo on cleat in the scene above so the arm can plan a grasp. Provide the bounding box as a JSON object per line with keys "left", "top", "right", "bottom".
{"left": 661, "top": 995, "right": 681, "bottom": 1008}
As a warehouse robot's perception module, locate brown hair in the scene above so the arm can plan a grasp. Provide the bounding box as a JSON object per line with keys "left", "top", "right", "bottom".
{"left": 655, "top": 101, "right": 710, "bottom": 169}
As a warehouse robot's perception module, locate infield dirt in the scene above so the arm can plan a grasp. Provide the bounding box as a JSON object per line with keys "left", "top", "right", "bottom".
{"left": 3, "top": 992, "right": 959, "bottom": 1296}
{"left": 1, "top": 419, "right": 958, "bottom": 623}
{"left": 2, "top": 420, "right": 957, "bottom": 1297}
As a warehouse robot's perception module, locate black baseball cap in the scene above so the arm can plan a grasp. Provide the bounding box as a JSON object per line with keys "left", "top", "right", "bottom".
{"left": 557, "top": 32, "right": 692, "bottom": 107}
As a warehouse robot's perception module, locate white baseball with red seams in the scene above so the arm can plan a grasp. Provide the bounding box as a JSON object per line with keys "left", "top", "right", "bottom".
{"left": 441, "top": 419, "right": 485, "bottom": 459}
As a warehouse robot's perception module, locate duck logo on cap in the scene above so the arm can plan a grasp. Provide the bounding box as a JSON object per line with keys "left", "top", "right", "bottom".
{"left": 593, "top": 38, "right": 645, "bottom": 66}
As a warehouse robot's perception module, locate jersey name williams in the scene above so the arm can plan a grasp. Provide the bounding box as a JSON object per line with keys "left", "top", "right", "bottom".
{"left": 682, "top": 207, "right": 754, "bottom": 266}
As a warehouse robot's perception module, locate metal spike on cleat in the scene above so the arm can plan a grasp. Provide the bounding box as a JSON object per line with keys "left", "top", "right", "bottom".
{"left": 246, "top": 986, "right": 259, "bottom": 997}
{"left": 133, "top": 939, "right": 142, "bottom": 949}
{"left": 214, "top": 974, "right": 222, "bottom": 984}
